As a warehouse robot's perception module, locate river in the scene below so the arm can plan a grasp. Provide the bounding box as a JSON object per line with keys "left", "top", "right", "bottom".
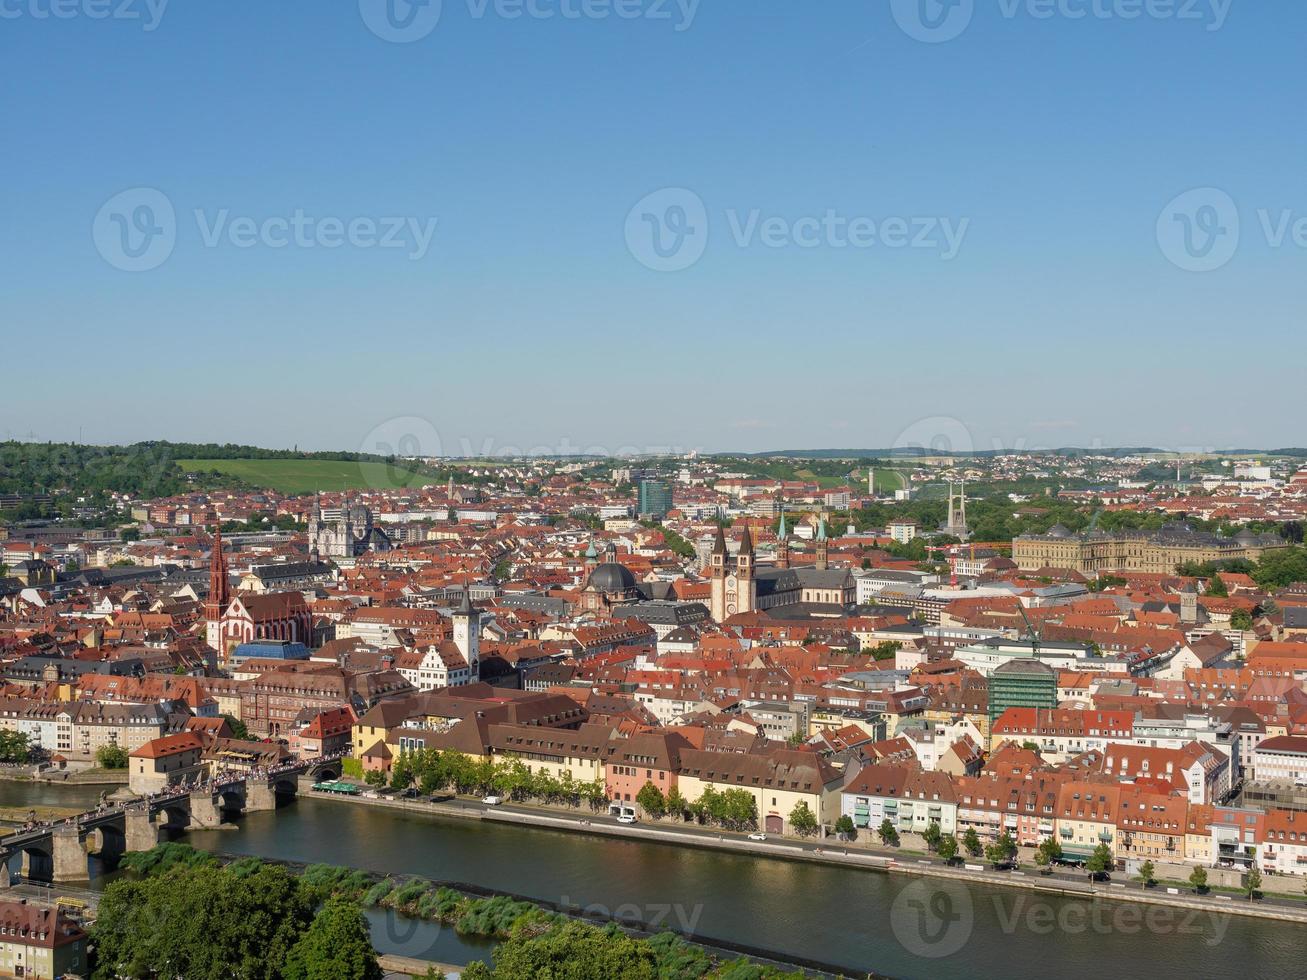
{"left": 3, "top": 782, "right": 1302, "bottom": 979}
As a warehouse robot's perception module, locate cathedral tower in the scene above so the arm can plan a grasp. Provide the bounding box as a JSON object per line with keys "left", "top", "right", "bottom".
{"left": 709, "top": 525, "right": 728, "bottom": 621}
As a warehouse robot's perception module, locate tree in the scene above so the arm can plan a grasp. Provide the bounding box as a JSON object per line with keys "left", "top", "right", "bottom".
{"left": 92, "top": 862, "right": 312, "bottom": 980}
{"left": 1086, "top": 843, "right": 1113, "bottom": 879}
{"left": 664, "top": 787, "right": 686, "bottom": 821}
{"left": 985, "top": 831, "right": 1016, "bottom": 868}
{"left": 222, "top": 714, "right": 250, "bottom": 740}
{"left": 284, "top": 896, "right": 383, "bottom": 980}
{"left": 1189, "top": 866, "right": 1209, "bottom": 893}
{"left": 390, "top": 751, "right": 415, "bottom": 791}
{"left": 635, "top": 781, "right": 665, "bottom": 819}
{"left": 363, "top": 768, "right": 387, "bottom": 788}
{"left": 480, "top": 920, "right": 657, "bottom": 980}
{"left": 1253, "top": 545, "right": 1307, "bottom": 590}
{"left": 1206, "top": 574, "right": 1228, "bottom": 597}
{"left": 95, "top": 743, "right": 129, "bottom": 769}
{"left": 878, "top": 818, "right": 899, "bottom": 847}
{"left": 0, "top": 730, "right": 31, "bottom": 764}
{"left": 1230, "top": 608, "right": 1254, "bottom": 630}
{"left": 834, "top": 815, "right": 856, "bottom": 841}
{"left": 1244, "top": 866, "right": 1262, "bottom": 901}
{"left": 1034, "top": 838, "right": 1062, "bottom": 872}
{"left": 922, "top": 821, "right": 942, "bottom": 852}
{"left": 963, "top": 827, "right": 983, "bottom": 858}
{"left": 937, "top": 835, "right": 959, "bottom": 864}
{"left": 1138, "top": 860, "right": 1156, "bottom": 887}
{"left": 789, "top": 801, "right": 819, "bottom": 837}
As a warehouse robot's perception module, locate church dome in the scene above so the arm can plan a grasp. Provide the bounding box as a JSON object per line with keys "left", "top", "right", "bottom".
{"left": 1046, "top": 523, "right": 1072, "bottom": 539}
{"left": 587, "top": 562, "right": 637, "bottom": 594}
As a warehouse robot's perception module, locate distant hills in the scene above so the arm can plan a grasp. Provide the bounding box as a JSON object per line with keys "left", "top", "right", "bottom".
{"left": 726, "top": 448, "right": 1307, "bottom": 460}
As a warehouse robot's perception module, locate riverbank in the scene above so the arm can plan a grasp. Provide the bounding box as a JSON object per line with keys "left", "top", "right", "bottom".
{"left": 0, "top": 767, "right": 129, "bottom": 786}
{"left": 306, "top": 789, "right": 1307, "bottom": 927}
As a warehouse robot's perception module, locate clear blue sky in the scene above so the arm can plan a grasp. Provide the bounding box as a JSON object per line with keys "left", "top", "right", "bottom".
{"left": 3, "top": 1, "right": 1303, "bottom": 456}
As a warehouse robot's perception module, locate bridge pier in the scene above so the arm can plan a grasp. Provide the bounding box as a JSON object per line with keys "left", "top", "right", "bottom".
{"left": 246, "top": 781, "right": 277, "bottom": 812}
{"left": 189, "top": 792, "right": 225, "bottom": 829}
{"left": 52, "top": 826, "right": 86, "bottom": 883}
{"left": 126, "top": 809, "right": 159, "bottom": 853}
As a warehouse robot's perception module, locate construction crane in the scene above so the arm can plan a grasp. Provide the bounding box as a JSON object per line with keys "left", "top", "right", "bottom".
{"left": 1017, "top": 602, "right": 1044, "bottom": 655}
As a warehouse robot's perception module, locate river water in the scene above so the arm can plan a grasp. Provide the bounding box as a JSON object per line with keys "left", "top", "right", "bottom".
{"left": 3, "top": 782, "right": 1302, "bottom": 979}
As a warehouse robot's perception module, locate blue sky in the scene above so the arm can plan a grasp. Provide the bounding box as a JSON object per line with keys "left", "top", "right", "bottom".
{"left": 2, "top": 0, "right": 1303, "bottom": 456}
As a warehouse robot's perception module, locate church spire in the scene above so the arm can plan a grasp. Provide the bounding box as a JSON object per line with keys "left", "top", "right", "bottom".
{"left": 776, "top": 497, "right": 790, "bottom": 570}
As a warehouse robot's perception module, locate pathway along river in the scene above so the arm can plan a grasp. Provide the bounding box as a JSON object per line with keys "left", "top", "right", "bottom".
{"left": 2, "top": 783, "right": 1302, "bottom": 979}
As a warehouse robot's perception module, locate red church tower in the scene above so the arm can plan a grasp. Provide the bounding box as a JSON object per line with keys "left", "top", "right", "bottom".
{"left": 204, "top": 523, "right": 230, "bottom": 652}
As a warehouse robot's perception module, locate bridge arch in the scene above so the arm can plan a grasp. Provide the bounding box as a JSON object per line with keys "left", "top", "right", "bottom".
{"left": 216, "top": 787, "right": 246, "bottom": 815}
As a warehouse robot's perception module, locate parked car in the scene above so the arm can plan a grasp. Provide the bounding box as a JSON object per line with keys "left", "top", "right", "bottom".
{"left": 482, "top": 795, "right": 503, "bottom": 806}
{"left": 748, "top": 832, "right": 767, "bottom": 841}
{"left": 617, "top": 813, "right": 638, "bottom": 824}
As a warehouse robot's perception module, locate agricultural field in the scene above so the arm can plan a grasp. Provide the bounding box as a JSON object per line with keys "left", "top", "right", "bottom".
{"left": 177, "top": 457, "right": 428, "bottom": 494}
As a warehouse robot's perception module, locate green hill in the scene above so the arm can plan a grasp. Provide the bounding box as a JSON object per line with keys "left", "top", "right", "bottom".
{"left": 178, "top": 458, "right": 427, "bottom": 494}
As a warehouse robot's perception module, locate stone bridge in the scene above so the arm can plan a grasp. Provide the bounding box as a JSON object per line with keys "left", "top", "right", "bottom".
{"left": 0, "top": 757, "right": 345, "bottom": 884}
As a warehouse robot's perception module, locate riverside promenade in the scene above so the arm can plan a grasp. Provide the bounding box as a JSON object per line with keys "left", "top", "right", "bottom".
{"left": 307, "top": 788, "right": 1307, "bottom": 927}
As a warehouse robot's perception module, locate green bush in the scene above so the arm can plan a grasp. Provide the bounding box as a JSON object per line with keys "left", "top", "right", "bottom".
{"left": 362, "top": 879, "right": 394, "bottom": 907}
